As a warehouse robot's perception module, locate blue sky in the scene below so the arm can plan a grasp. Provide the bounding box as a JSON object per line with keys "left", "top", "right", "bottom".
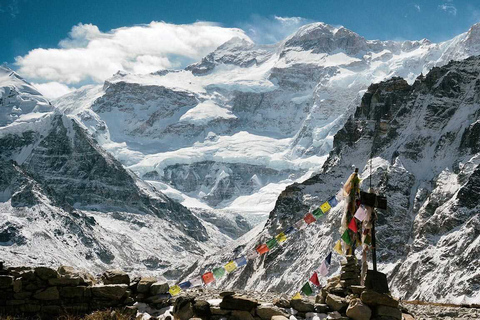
{"left": 1, "top": 0, "right": 479, "bottom": 97}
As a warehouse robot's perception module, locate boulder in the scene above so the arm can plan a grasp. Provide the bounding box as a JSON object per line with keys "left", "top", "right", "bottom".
{"left": 59, "top": 286, "right": 86, "bottom": 298}
{"left": 0, "top": 275, "right": 14, "bottom": 288}
{"left": 34, "top": 267, "right": 59, "bottom": 280}
{"left": 57, "top": 266, "right": 76, "bottom": 275}
{"left": 150, "top": 282, "right": 169, "bottom": 295}
{"left": 351, "top": 285, "right": 365, "bottom": 295}
{"left": 326, "top": 293, "right": 348, "bottom": 312}
{"left": 341, "top": 271, "right": 360, "bottom": 280}
{"left": 173, "top": 296, "right": 195, "bottom": 320}
{"left": 33, "top": 287, "right": 60, "bottom": 300}
{"left": 361, "top": 290, "right": 399, "bottom": 308}
{"left": 374, "top": 305, "right": 402, "bottom": 320}
{"left": 220, "top": 295, "right": 259, "bottom": 311}
{"left": 290, "top": 298, "right": 315, "bottom": 312}
{"left": 91, "top": 284, "right": 128, "bottom": 300}
{"left": 210, "top": 306, "right": 230, "bottom": 315}
{"left": 13, "top": 278, "right": 22, "bottom": 292}
{"left": 137, "top": 277, "right": 157, "bottom": 293}
{"left": 316, "top": 288, "right": 327, "bottom": 304}
{"left": 220, "top": 291, "right": 235, "bottom": 297}
{"left": 230, "top": 310, "right": 255, "bottom": 320}
{"left": 256, "top": 304, "right": 289, "bottom": 319}
{"left": 314, "top": 303, "right": 330, "bottom": 313}
{"left": 102, "top": 269, "right": 130, "bottom": 285}
{"left": 346, "top": 298, "right": 371, "bottom": 320}
{"left": 271, "top": 316, "right": 289, "bottom": 320}
{"left": 193, "top": 299, "right": 211, "bottom": 317}
{"left": 274, "top": 298, "right": 290, "bottom": 308}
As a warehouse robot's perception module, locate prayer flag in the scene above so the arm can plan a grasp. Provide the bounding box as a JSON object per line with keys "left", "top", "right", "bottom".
{"left": 285, "top": 226, "right": 296, "bottom": 235}
{"left": 189, "top": 276, "right": 203, "bottom": 288}
{"left": 179, "top": 281, "right": 191, "bottom": 290}
{"left": 202, "top": 272, "right": 214, "bottom": 284}
{"left": 328, "top": 196, "right": 339, "bottom": 208}
{"left": 301, "top": 282, "right": 313, "bottom": 296}
{"left": 292, "top": 292, "right": 302, "bottom": 300}
{"left": 256, "top": 244, "right": 269, "bottom": 255}
{"left": 348, "top": 218, "right": 358, "bottom": 232}
{"left": 295, "top": 219, "right": 307, "bottom": 230}
{"left": 341, "top": 230, "right": 351, "bottom": 245}
{"left": 234, "top": 256, "right": 247, "bottom": 267}
{"left": 354, "top": 205, "right": 367, "bottom": 221}
{"left": 334, "top": 240, "right": 343, "bottom": 255}
{"left": 266, "top": 238, "right": 278, "bottom": 249}
{"left": 309, "top": 272, "right": 320, "bottom": 286}
{"left": 276, "top": 232, "right": 287, "bottom": 243}
{"left": 304, "top": 212, "right": 316, "bottom": 225}
{"left": 213, "top": 267, "right": 225, "bottom": 279}
{"left": 224, "top": 261, "right": 237, "bottom": 273}
{"left": 320, "top": 201, "right": 331, "bottom": 213}
{"left": 169, "top": 285, "right": 181, "bottom": 296}
{"left": 311, "top": 207, "right": 323, "bottom": 219}
{"left": 247, "top": 250, "right": 259, "bottom": 260}
{"left": 325, "top": 252, "right": 332, "bottom": 265}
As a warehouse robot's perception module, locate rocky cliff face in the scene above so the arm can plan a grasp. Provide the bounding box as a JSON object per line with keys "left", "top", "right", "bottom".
{"left": 0, "top": 67, "right": 228, "bottom": 276}
{"left": 184, "top": 56, "right": 480, "bottom": 304}
{"left": 55, "top": 22, "right": 480, "bottom": 222}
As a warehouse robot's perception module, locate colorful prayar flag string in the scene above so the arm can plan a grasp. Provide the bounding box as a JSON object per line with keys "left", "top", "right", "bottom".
{"left": 202, "top": 271, "right": 214, "bottom": 284}
{"left": 342, "top": 229, "right": 352, "bottom": 245}
{"left": 301, "top": 282, "right": 313, "bottom": 296}
{"left": 189, "top": 276, "right": 203, "bottom": 287}
{"left": 169, "top": 285, "right": 181, "bottom": 296}
{"left": 348, "top": 218, "right": 358, "bottom": 232}
{"left": 234, "top": 256, "right": 247, "bottom": 267}
{"left": 292, "top": 292, "right": 302, "bottom": 300}
{"left": 213, "top": 267, "right": 225, "bottom": 279}
{"left": 256, "top": 244, "right": 269, "bottom": 255}
{"left": 247, "top": 250, "right": 259, "bottom": 260}
{"left": 304, "top": 212, "right": 316, "bottom": 225}
{"left": 285, "top": 226, "right": 296, "bottom": 235}
{"left": 224, "top": 261, "right": 237, "bottom": 273}
{"left": 354, "top": 205, "right": 367, "bottom": 221}
{"left": 276, "top": 232, "right": 287, "bottom": 243}
{"left": 179, "top": 281, "right": 191, "bottom": 290}
{"left": 320, "top": 201, "right": 331, "bottom": 213}
{"left": 309, "top": 272, "right": 320, "bottom": 286}
{"left": 334, "top": 240, "right": 343, "bottom": 255}
{"left": 266, "top": 238, "right": 278, "bottom": 249}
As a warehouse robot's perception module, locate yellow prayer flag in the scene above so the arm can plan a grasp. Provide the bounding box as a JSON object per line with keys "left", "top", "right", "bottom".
{"left": 276, "top": 232, "right": 287, "bottom": 243}
{"left": 334, "top": 240, "right": 343, "bottom": 255}
{"left": 320, "top": 201, "right": 331, "bottom": 213}
{"left": 292, "top": 292, "right": 302, "bottom": 300}
{"left": 224, "top": 261, "right": 237, "bottom": 273}
{"left": 169, "top": 285, "right": 182, "bottom": 296}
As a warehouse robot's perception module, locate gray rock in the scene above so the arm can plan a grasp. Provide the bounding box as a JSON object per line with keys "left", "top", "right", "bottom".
{"left": 59, "top": 286, "right": 86, "bottom": 298}
{"left": 48, "top": 276, "right": 81, "bottom": 286}
{"left": 150, "top": 282, "right": 169, "bottom": 295}
{"left": 271, "top": 316, "right": 289, "bottom": 320}
{"left": 230, "top": 310, "right": 255, "bottom": 320}
{"left": 137, "top": 277, "right": 157, "bottom": 293}
{"left": 315, "top": 303, "right": 330, "bottom": 313}
{"left": 290, "top": 298, "right": 315, "bottom": 312}
{"left": 374, "top": 305, "right": 402, "bottom": 320}
{"left": 91, "top": 284, "right": 128, "bottom": 300}
{"left": 34, "top": 267, "right": 59, "bottom": 280}
{"left": 0, "top": 275, "right": 14, "bottom": 289}
{"left": 173, "top": 296, "right": 195, "bottom": 320}
{"left": 220, "top": 295, "right": 259, "bottom": 311}
{"left": 102, "top": 269, "right": 130, "bottom": 285}
{"left": 361, "top": 290, "right": 399, "bottom": 308}
{"left": 326, "top": 293, "right": 348, "bottom": 312}
{"left": 346, "top": 298, "right": 371, "bottom": 320}
{"left": 33, "top": 287, "right": 59, "bottom": 300}
{"left": 193, "top": 299, "right": 211, "bottom": 317}
{"left": 256, "top": 304, "right": 289, "bottom": 319}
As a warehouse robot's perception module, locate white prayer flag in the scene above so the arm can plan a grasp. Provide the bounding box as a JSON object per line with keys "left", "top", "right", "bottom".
{"left": 354, "top": 205, "right": 367, "bottom": 221}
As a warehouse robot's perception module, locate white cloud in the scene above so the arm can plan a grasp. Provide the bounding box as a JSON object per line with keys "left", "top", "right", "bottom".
{"left": 239, "top": 15, "right": 313, "bottom": 44}
{"left": 414, "top": 4, "right": 421, "bottom": 12}
{"left": 32, "top": 82, "right": 74, "bottom": 99}
{"left": 438, "top": 3, "right": 457, "bottom": 16}
{"left": 15, "top": 21, "right": 249, "bottom": 84}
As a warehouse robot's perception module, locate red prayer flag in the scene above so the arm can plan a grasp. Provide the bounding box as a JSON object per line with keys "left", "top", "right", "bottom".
{"left": 309, "top": 272, "right": 320, "bottom": 286}
{"left": 202, "top": 271, "right": 215, "bottom": 285}
{"left": 348, "top": 218, "right": 358, "bottom": 232}
{"left": 304, "top": 212, "right": 316, "bottom": 225}
{"left": 256, "top": 244, "right": 269, "bottom": 255}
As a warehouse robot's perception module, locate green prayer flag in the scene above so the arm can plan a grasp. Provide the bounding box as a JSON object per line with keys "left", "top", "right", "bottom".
{"left": 311, "top": 207, "right": 324, "bottom": 219}
{"left": 301, "top": 282, "right": 313, "bottom": 296}
{"left": 212, "top": 267, "right": 225, "bottom": 279}
{"left": 266, "top": 238, "right": 278, "bottom": 249}
{"left": 341, "top": 229, "right": 351, "bottom": 245}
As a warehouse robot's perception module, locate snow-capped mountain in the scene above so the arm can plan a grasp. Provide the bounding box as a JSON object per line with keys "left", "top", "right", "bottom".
{"left": 0, "top": 66, "right": 231, "bottom": 277}
{"left": 184, "top": 56, "right": 480, "bottom": 303}
{"left": 55, "top": 22, "right": 480, "bottom": 223}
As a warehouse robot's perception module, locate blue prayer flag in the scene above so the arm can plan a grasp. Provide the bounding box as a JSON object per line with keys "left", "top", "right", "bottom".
{"left": 325, "top": 252, "right": 332, "bottom": 265}
{"left": 179, "top": 281, "right": 191, "bottom": 290}
{"left": 285, "top": 226, "right": 296, "bottom": 234}
{"left": 234, "top": 256, "right": 247, "bottom": 267}
{"left": 328, "top": 196, "right": 338, "bottom": 207}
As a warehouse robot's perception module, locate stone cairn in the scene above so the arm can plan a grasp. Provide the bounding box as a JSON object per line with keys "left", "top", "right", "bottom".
{"left": 0, "top": 258, "right": 404, "bottom": 320}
